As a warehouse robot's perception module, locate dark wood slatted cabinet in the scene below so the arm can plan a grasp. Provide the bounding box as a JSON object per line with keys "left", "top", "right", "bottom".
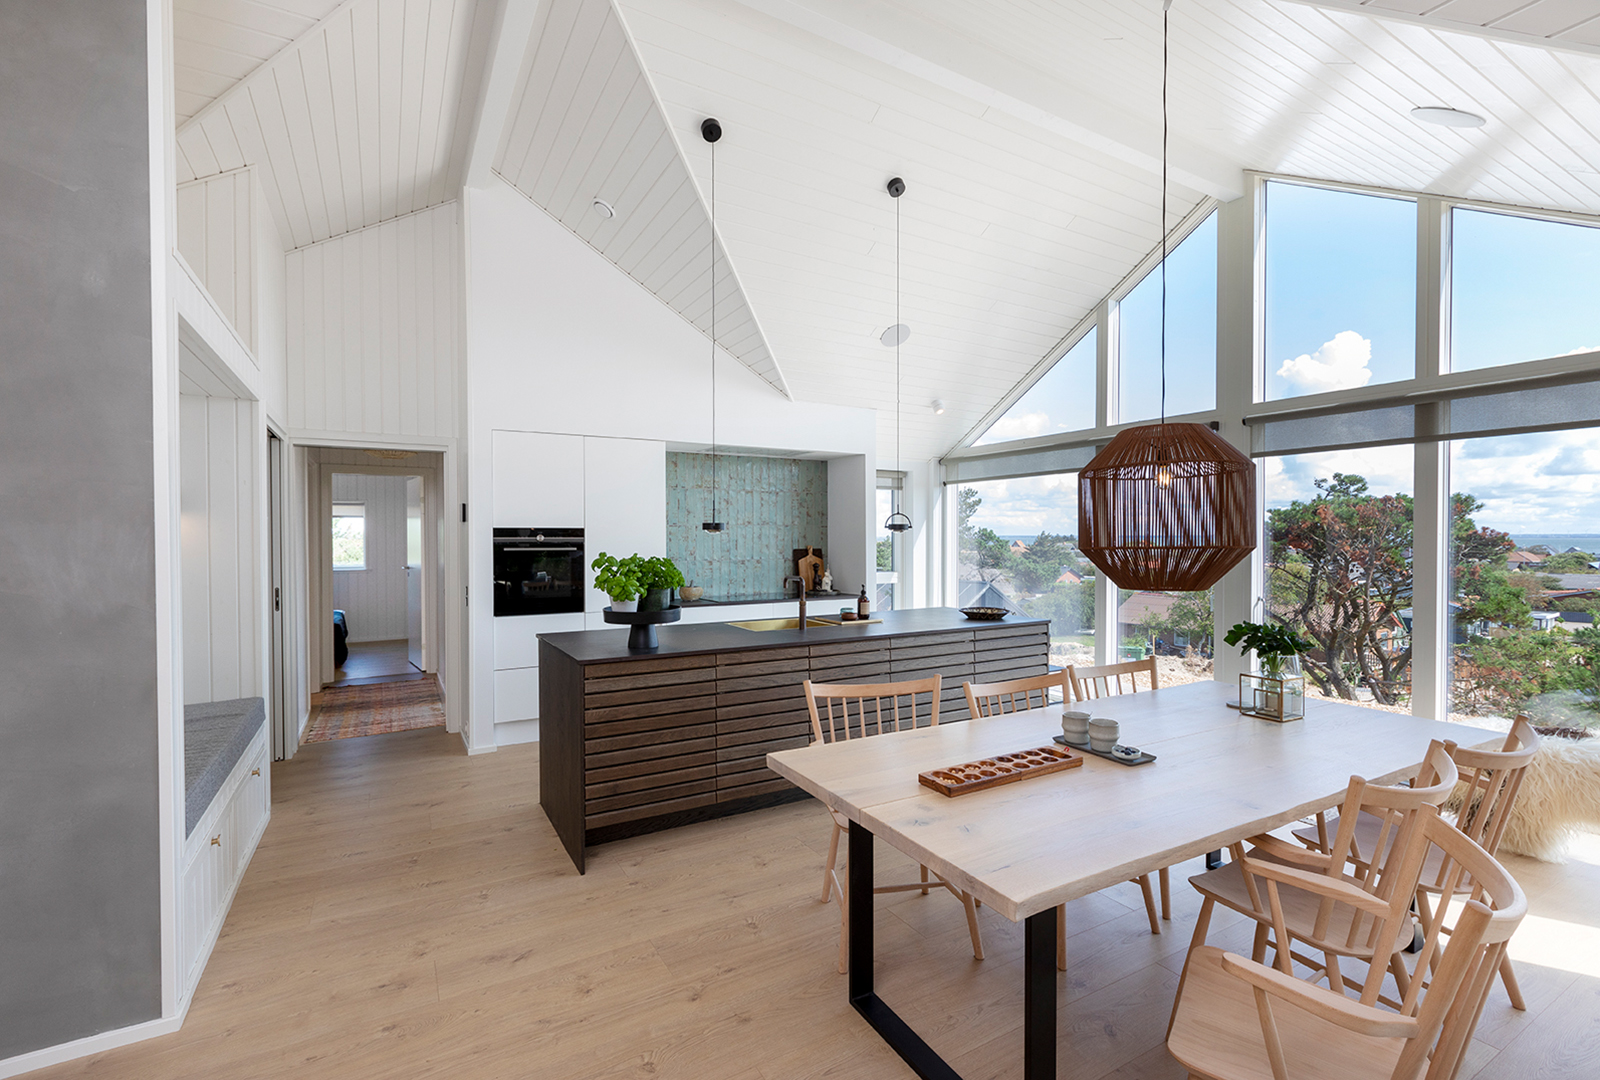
{"left": 539, "top": 610, "right": 1049, "bottom": 872}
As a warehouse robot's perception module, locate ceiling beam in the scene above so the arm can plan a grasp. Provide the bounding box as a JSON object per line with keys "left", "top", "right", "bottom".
{"left": 463, "top": 0, "right": 539, "bottom": 190}
{"left": 1280, "top": 0, "right": 1600, "bottom": 61}
{"left": 730, "top": 0, "right": 1244, "bottom": 202}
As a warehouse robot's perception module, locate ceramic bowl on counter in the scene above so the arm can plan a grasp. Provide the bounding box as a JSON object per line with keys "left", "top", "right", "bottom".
{"left": 678, "top": 585, "right": 704, "bottom": 602}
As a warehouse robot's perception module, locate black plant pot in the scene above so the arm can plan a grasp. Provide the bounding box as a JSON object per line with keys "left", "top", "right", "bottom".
{"left": 640, "top": 587, "right": 674, "bottom": 612}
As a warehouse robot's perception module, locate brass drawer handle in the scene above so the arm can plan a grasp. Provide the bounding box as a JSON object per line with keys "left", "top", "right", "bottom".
{"left": 251, "top": 768, "right": 261, "bottom": 776}
{"left": 210, "top": 836, "right": 221, "bottom": 847}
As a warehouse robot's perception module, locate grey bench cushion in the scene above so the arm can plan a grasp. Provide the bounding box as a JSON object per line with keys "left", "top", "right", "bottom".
{"left": 185, "top": 697, "right": 265, "bottom": 836}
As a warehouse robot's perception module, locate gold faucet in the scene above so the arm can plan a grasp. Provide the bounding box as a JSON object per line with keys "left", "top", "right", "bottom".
{"left": 784, "top": 575, "right": 807, "bottom": 625}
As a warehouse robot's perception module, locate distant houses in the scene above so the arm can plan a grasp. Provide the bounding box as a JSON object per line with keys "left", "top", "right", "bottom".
{"left": 1507, "top": 549, "right": 1547, "bottom": 569}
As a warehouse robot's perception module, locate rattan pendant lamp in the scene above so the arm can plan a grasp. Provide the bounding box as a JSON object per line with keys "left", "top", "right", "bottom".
{"left": 1076, "top": 0, "right": 1254, "bottom": 592}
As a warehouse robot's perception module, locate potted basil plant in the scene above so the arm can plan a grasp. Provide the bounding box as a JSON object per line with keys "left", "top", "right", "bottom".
{"left": 591, "top": 552, "right": 644, "bottom": 612}
{"left": 638, "top": 555, "right": 685, "bottom": 612}
{"left": 1224, "top": 620, "right": 1313, "bottom": 722}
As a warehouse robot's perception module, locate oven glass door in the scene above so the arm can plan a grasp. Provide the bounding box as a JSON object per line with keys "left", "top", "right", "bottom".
{"left": 493, "top": 530, "right": 584, "bottom": 616}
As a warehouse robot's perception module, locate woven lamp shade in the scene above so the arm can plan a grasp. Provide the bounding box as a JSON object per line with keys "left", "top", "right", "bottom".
{"left": 1077, "top": 422, "right": 1256, "bottom": 592}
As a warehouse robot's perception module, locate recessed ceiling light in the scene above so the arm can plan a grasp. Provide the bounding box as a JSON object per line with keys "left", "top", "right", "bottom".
{"left": 1411, "top": 106, "right": 1485, "bottom": 129}
{"left": 931, "top": 399, "right": 945, "bottom": 414}
{"left": 880, "top": 323, "right": 910, "bottom": 347}
{"left": 592, "top": 197, "right": 616, "bottom": 218}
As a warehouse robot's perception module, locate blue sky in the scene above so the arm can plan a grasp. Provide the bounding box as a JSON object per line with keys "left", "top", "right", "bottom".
{"left": 968, "top": 182, "right": 1600, "bottom": 540}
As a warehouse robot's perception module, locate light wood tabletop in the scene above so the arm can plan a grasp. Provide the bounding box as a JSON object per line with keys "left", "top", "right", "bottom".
{"left": 769, "top": 680, "right": 1496, "bottom": 923}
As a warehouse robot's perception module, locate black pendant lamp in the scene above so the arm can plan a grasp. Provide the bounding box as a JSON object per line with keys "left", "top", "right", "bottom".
{"left": 701, "top": 117, "right": 725, "bottom": 533}
{"left": 1076, "top": 0, "right": 1254, "bottom": 592}
{"left": 883, "top": 176, "right": 911, "bottom": 534}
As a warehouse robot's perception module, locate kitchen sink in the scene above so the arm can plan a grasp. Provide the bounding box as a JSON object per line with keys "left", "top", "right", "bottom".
{"left": 728, "top": 617, "right": 835, "bottom": 631}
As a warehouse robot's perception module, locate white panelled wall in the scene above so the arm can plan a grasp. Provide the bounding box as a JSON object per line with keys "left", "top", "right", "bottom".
{"left": 330, "top": 472, "right": 414, "bottom": 643}
{"left": 178, "top": 393, "right": 260, "bottom": 705}
{"left": 285, "top": 203, "right": 461, "bottom": 440}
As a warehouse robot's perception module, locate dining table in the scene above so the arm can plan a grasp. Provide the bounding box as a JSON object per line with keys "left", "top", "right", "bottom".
{"left": 766, "top": 679, "right": 1495, "bottom": 1080}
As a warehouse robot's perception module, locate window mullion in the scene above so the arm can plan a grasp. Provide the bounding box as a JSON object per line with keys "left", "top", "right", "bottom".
{"left": 1411, "top": 198, "right": 1450, "bottom": 720}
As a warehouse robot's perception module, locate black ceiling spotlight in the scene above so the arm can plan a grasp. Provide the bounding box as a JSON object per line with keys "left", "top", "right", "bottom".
{"left": 884, "top": 175, "right": 912, "bottom": 534}
{"left": 702, "top": 116, "right": 725, "bottom": 533}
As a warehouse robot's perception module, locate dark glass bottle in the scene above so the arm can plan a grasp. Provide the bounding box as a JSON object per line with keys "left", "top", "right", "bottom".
{"left": 857, "top": 585, "right": 870, "bottom": 619}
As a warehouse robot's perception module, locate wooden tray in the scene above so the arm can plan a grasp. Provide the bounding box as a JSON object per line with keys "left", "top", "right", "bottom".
{"left": 1053, "top": 735, "right": 1158, "bottom": 767}
{"left": 918, "top": 745, "right": 1082, "bottom": 797}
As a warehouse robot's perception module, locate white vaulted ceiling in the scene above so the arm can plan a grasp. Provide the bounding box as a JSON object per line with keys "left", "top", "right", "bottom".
{"left": 174, "top": 0, "right": 496, "bottom": 250}
{"left": 492, "top": 0, "right": 789, "bottom": 397}
{"left": 614, "top": 0, "right": 1600, "bottom": 462}
{"left": 1293, "top": 1, "right": 1600, "bottom": 51}
{"left": 173, "top": 0, "right": 349, "bottom": 125}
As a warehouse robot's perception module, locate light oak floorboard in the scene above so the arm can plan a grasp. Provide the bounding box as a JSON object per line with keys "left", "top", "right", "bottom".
{"left": 24, "top": 726, "right": 1600, "bottom": 1080}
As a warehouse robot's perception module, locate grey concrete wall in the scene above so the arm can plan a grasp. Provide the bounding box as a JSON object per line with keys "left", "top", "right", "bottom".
{"left": 0, "top": 0, "right": 163, "bottom": 1056}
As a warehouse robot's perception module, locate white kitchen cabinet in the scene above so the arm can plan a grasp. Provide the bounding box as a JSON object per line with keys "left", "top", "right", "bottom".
{"left": 583, "top": 436, "right": 665, "bottom": 611}
{"left": 493, "top": 611, "right": 586, "bottom": 670}
{"left": 491, "top": 430, "right": 584, "bottom": 527}
{"left": 494, "top": 666, "right": 541, "bottom": 724}
{"left": 180, "top": 726, "right": 269, "bottom": 1002}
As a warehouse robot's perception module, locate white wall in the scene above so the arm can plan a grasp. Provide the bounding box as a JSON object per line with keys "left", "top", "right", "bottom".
{"left": 179, "top": 393, "right": 259, "bottom": 704}
{"left": 177, "top": 170, "right": 255, "bottom": 348}
{"left": 330, "top": 472, "right": 412, "bottom": 643}
{"left": 285, "top": 203, "right": 461, "bottom": 440}
{"left": 462, "top": 179, "right": 876, "bottom": 752}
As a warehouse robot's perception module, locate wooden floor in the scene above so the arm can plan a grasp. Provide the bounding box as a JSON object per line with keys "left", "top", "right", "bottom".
{"left": 31, "top": 729, "right": 1600, "bottom": 1080}
{"left": 333, "top": 639, "right": 423, "bottom": 686}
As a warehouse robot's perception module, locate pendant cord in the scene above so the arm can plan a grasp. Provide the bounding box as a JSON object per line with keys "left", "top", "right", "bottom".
{"left": 895, "top": 194, "right": 901, "bottom": 477}
{"left": 1160, "top": 0, "right": 1168, "bottom": 429}
{"left": 710, "top": 135, "right": 717, "bottom": 522}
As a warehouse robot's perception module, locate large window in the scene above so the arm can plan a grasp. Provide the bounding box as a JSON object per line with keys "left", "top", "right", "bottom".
{"left": 956, "top": 476, "right": 1093, "bottom": 669}
{"left": 1264, "top": 182, "right": 1416, "bottom": 400}
{"left": 1452, "top": 208, "right": 1600, "bottom": 372}
{"left": 976, "top": 330, "right": 1097, "bottom": 445}
{"left": 332, "top": 502, "right": 366, "bottom": 570}
{"left": 1449, "top": 430, "right": 1600, "bottom": 728}
{"left": 876, "top": 476, "right": 902, "bottom": 611}
{"left": 1119, "top": 212, "right": 1217, "bottom": 422}
{"left": 1265, "top": 448, "right": 1415, "bottom": 707}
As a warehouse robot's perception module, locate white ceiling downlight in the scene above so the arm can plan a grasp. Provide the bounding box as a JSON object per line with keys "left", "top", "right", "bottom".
{"left": 880, "top": 324, "right": 910, "bottom": 347}
{"left": 1411, "top": 107, "right": 1486, "bottom": 129}
{"left": 592, "top": 198, "right": 616, "bottom": 219}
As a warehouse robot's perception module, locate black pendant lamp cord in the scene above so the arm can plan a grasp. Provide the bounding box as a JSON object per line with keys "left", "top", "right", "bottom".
{"left": 1161, "top": 0, "right": 1168, "bottom": 428}
{"left": 895, "top": 194, "right": 901, "bottom": 477}
{"left": 710, "top": 132, "right": 717, "bottom": 522}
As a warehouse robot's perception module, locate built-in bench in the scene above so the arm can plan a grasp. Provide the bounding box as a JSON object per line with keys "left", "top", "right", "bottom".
{"left": 185, "top": 697, "right": 265, "bottom": 835}
{"left": 180, "top": 696, "right": 271, "bottom": 1003}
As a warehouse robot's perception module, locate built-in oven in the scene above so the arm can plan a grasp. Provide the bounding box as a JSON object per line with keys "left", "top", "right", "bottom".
{"left": 493, "top": 528, "right": 585, "bottom": 616}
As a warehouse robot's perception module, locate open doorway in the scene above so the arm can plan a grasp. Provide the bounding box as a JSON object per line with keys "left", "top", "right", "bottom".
{"left": 301, "top": 447, "right": 449, "bottom": 746}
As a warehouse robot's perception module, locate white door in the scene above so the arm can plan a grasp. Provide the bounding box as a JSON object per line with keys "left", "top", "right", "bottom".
{"left": 406, "top": 475, "right": 424, "bottom": 670}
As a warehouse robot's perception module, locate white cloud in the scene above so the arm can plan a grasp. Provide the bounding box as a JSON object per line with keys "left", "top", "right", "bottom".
{"left": 1276, "top": 331, "right": 1375, "bottom": 394}
{"left": 977, "top": 411, "right": 1052, "bottom": 444}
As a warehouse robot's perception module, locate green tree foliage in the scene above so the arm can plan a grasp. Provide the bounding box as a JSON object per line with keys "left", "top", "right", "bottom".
{"left": 1029, "top": 580, "right": 1094, "bottom": 633}
{"left": 958, "top": 487, "right": 981, "bottom": 546}
{"left": 972, "top": 527, "right": 1010, "bottom": 570}
{"left": 1011, "top": 532, "right": 1077, "bottom": 593}
{"left": 1538, "top": 551, "right": 1596, "bottom": 573}
{"left": 1268, "top": 474, "right": 1414, "bottom": 704}
{"left": 1451, "top": 494, "right": 1527, "bottom": 628}
{"left": 877, "top": 536, "right": 893, "bottom": 572}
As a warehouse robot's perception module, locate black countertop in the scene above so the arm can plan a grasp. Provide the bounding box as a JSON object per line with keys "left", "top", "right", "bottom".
{"left": 539, "top": 607, "right": 1048, "bottom": 665}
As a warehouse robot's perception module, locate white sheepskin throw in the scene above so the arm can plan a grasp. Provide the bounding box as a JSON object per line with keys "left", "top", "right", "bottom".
{"left": 1494, "top": 736, "right": 1600, "bottom": 863}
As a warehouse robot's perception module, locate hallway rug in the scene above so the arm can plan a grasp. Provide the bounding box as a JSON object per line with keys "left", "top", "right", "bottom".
{"left": 304, "top": 676, "right": 447, "bottom": 743}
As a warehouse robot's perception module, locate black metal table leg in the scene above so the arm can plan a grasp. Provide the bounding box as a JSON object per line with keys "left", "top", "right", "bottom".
{"left": 1206, "top": 848, "right": 1223, "bottom": 870}
{"left": 847, "top": 821, "right": 963, "bottom": 1080}
{"left": 1024, "top": 908, "right": 1058, "bottom": 1080}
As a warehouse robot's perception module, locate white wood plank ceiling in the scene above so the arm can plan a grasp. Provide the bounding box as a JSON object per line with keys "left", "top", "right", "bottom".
{"left": 492, "top": 0, "right": 790, "bottom": 398}
{"left": 1298, "top": 1, "right": 1600, "bottom": 51}
{"left": 616, "top": 0, "right": 1600, "bottom": 462}
{"left": 174, "top": 0, "right": 495, "bottom": 250}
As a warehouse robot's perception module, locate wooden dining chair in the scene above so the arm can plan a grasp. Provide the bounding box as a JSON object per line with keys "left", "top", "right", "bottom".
{"left": 1067, "top": 657, "right": 1159, "bottom": 700}
{"left": 803, "top": 676, "right": 984, "bottom": 973}
{"left": 1168, "top": 808, "right": 1527, "bottom": 1080}
{"left": 1292, "top": 717, "right": 1540, "bottom": 1010}
{"left": 964, "top": 670, "right": 1163, "bottom": 972}
{"left": 1178, "top": 741, "right": 1460, "bottom": 1010}
{"left": 1062, "top": 659, "right": 1171, "bottom": 928}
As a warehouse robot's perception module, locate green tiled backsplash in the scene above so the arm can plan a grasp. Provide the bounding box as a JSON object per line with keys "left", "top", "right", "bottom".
{"left": 665, "top": 452, "right": 828, "bottom": 599}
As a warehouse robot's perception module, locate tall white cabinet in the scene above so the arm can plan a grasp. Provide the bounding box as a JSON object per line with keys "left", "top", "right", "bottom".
{"left": 489, "top": 432, "right": 665, "bottom": 745}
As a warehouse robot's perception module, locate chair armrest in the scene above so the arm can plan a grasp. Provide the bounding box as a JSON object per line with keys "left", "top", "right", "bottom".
{"left": 1220, "top": 951, "right": 1420, "bottom": 1039}
{"left": 1240, "top": 857, "right": 1394, "bottom": 920}
{"left": 1246, "top": 832, "right": 1334, "bottom": 870}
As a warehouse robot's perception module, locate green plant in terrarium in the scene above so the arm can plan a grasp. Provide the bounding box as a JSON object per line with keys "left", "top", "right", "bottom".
{"left": 1224, "top": 620, "right": 1313, "bottom": 677}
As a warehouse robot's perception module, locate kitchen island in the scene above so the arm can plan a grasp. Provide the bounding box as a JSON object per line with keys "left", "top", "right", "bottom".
{"left": 538, "top": 607, "right": 1049, "bottom": 871}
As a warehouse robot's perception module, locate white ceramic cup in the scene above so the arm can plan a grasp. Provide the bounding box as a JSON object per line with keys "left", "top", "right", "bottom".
{"left": 1088, "top": 717, "right": 1119, "bottom": 753}
{"left": 1061, "top": 710, "right": 1091, "bottom": 745}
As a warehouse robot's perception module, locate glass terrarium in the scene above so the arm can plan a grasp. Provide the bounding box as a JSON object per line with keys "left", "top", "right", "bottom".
{"left": 1240, "top": 653, "right": 1305, "bottom": 722}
